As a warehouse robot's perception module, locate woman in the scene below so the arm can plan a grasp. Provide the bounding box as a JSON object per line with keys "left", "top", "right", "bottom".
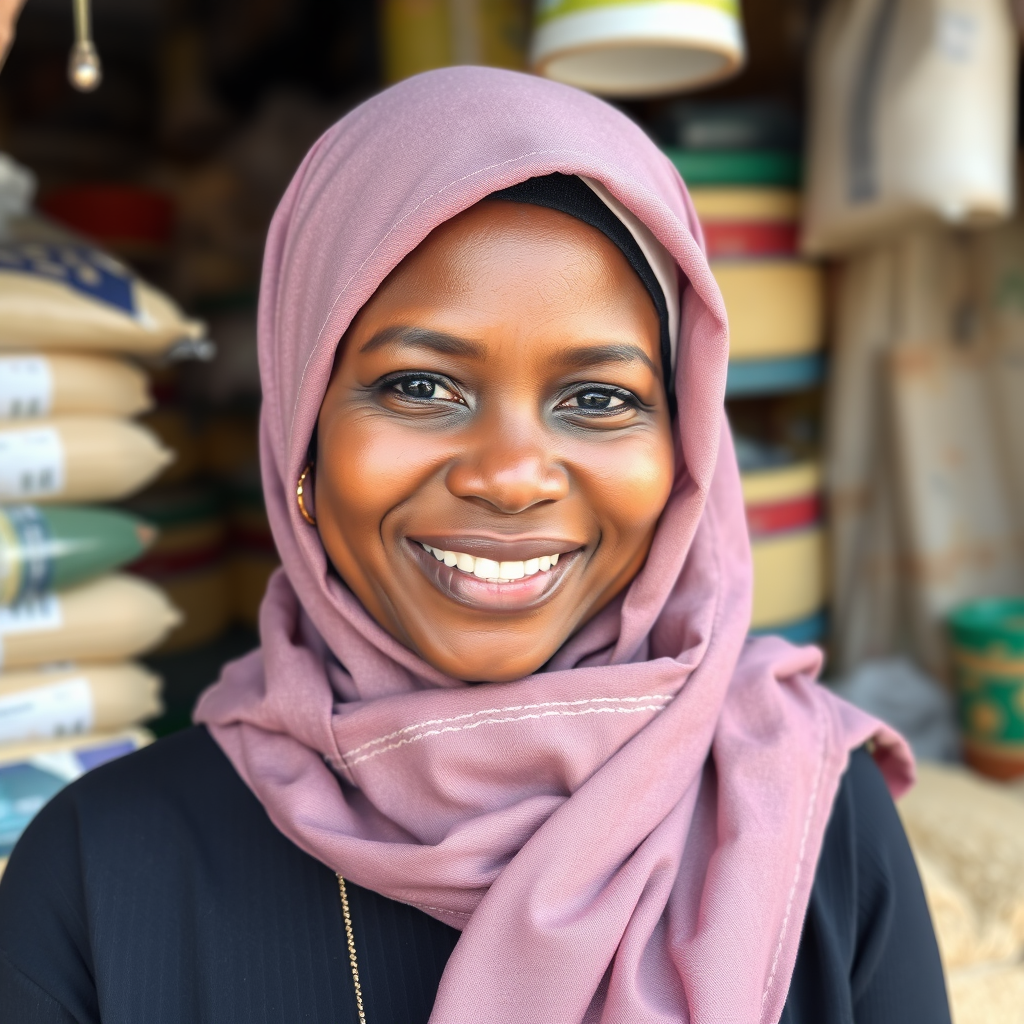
{"left": 0, "top": 68, "right": 949, "bottom": 1024}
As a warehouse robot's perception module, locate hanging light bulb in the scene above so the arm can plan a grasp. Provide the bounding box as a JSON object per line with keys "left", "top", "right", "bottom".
{"left": 68, "top": 0, "right": 102, "bottom": 92}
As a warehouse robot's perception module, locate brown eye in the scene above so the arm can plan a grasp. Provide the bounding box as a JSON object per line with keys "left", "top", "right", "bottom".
{"left": 579, "top": 391, "right": 616, "bottom": 409}
{"left": 563, "top": 389, "right": 628, "bottom": 411}
{"left": 391, "top": 375, "right": 461, "bottom": 403}
{"left": 400, "top": 378, "right": 437, "bottom": 398}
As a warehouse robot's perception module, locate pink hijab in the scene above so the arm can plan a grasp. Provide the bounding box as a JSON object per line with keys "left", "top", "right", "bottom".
{"left": 195, "top": 67, "right": 912, "bottom": 1024}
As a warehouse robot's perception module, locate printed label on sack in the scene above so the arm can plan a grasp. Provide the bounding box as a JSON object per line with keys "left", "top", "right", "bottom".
{"left": 0, "top": 426, "right": 65, "bottom": 499}
{"left": 0, "top": 594, "right": 62, "bottom": 636}
{"left": 0, "top": 505, "right": 54, "bottom": 605}
{"left": 0, "top": 243, "right": 136, "bottom": 316}
{"left": 936, "top": 11, "right": 978, "bottom": 62}
{"left": 0, "top": 357, "right": 53, "bottom": 418}
{"left": 0, "top": 677, "right": 93, "bottom": 744}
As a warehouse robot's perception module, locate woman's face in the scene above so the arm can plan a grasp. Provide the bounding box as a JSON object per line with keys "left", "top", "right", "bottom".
{"left": 316, "top": 200, "right": 675, "bottom": 682}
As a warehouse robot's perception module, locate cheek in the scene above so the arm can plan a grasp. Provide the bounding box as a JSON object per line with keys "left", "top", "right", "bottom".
{"left": 317, "top": 412, "right": 442, "bottom": 550}
{"left": 577, "top": 431, "right": 675, "bottom": 548}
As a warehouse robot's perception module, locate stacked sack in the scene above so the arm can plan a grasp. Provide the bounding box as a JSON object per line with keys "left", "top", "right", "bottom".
{"left": 0, "top": 233, "right": 204, "bottom": 875}
{"left": 124, "top": 409, "right": 275, "bottom": 650}
{"left": 663, "top": 102, "right": 829, "bottom": 645}
{"left": 740, "top": 459, "right": 827, "bottom": 645}
{"left": 121, "top": 398, "right": 231, "bottom": 654}
{"left": 203, "top": 411, "right": 278, "bottom": 631}
{"left": 126, "top": 483, "right": 231, "bottom": 652}
{"left": 898, "top": 763, "right": 1024, "bottom": 1024}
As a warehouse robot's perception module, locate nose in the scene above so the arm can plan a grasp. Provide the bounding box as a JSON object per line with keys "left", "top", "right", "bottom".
{"left": 445, "top": 414, "right": 569, "bottom": 514}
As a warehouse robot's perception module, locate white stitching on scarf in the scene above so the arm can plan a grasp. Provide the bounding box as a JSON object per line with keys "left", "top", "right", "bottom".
{"left": 343, "top": 694, "right": 676, "bottom": 758}
{"left": 412, "top": 904, "right": 472, "bottom": 918}
{"left": 759, "top": 701, "right": 828, "bottom": 1021}
{"left": 341, "top": 699, "right": 672, "bottom": 768}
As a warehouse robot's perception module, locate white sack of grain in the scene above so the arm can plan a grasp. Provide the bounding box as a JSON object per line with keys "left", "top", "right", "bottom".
{"left": 0, "top": 662, "right": 162, "bottom": 744}
{"left": 803, "top": 0, "right": 1018, "bottom": 256}
{"left": 0, "top": 241, "right": 206, "bottom": 356}
{"left": 0, "top": 353, "right": 152, "bottom": 419}
{"left": 0, "top": 416, "right": 174, "bottom": 503}
{"left": 0, "top": 574, "right": 182, "bottom": 670}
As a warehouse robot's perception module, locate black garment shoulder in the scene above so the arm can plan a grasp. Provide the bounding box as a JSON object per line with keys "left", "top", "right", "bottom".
{"left": 0, "top": 726, "right": 950, "bottom": 1024}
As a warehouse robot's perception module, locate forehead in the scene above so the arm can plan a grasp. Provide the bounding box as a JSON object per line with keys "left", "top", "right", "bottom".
{"left": 369, "top": 199, "right": 655, "bottom": 312}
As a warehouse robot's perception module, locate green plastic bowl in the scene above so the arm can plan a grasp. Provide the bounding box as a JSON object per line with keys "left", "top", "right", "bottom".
{"left": 948, "top": 597, "right": 1024, "bottom": 779}
{"left": 663, "top": 148, "right": 802, "bottom": 188}
{"left": 949, "top": 598, "right": 1024, "bottom": 658}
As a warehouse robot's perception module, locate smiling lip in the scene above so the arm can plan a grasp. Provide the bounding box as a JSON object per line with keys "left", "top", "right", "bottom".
{"left": 407, "top": 537, "right": 582, "bottom": 611}
{"left": 410, "top": 534, "right": 582, "bottom": 562}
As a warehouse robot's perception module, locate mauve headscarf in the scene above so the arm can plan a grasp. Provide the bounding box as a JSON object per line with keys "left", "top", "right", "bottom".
{"left": 195, "top": 67, "right": 913, "bottom": 1024}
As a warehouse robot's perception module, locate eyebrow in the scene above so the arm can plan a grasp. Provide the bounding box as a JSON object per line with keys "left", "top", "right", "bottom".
{"left": 359, "top": 326, "right": 659, "bottom": 377}
{"left": 555, "top": 343, "right": 659, "bottom": 377}
{"left": 359, "top": 325, "right": 485, "bottom": 358}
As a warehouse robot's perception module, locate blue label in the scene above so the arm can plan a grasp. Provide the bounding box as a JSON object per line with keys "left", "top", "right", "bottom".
{"left": 3, "top": 504, "right": 53, "bottom": 602}
{"left": 76, "top": 739, "right": 136, "bottom": 772}
{"left": 0, "top": 763, "right": 65, "bottom": 856}
{"left": 0, "top": 243, "right": 136, "bottom": 316}
{"left": 0, "top": 739, "right": 139, "bottom": 856}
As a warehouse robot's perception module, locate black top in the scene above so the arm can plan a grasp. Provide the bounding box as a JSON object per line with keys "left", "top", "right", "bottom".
{"left": 0, "top": 726, "right": 950, "bottom": 1024}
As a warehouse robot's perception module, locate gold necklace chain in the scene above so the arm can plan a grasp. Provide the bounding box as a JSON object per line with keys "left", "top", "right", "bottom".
{"left": 337, "top": 875, "right": 368, "bottom": 1024}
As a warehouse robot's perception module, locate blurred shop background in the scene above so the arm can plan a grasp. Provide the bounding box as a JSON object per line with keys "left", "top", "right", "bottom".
{"left": 1, "top": 0, "right": 1024, "bottom": 1018}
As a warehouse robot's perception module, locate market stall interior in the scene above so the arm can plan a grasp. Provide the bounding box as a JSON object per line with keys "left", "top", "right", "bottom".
{"left": 1, "top": 0, "right": 1024, "bottom": 1020}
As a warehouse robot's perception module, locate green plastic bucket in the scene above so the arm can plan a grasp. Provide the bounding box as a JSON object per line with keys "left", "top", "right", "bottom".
{"left": 949, "top": 597, "right": 1024, "bottom": 779}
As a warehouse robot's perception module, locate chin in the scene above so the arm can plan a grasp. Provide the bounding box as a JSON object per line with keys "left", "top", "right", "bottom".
{"left": 414, "top": 644, "right": 550, "bottom": 685}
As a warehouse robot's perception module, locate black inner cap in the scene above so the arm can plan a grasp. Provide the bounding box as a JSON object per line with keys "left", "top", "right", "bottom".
{"left": 487, "top": 172, "right": 674, "bottom": 408}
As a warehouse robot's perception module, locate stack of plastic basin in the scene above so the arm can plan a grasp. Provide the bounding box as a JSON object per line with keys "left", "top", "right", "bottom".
{"left": 664, "top": 103, "right": 829, "bottom": 646}
{"left": 742, "top": 460, "right": 827, "bottom": 644}
{"left": 687, "top": 180, "right": 825, "bottom": 397}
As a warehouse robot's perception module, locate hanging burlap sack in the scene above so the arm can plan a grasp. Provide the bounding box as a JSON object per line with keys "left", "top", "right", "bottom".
{"left": 885, "top": 226, "right": 1024, "bottom": 676}
{"left": 826, "top": 244, "right": 904, "bottom": 672}
{"left": 802, "top": 0, "right": 1017, "bottom": 256}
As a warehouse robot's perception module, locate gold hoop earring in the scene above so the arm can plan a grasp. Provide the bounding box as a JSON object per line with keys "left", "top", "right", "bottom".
{"left": 296, "top": 463, "right": 316, "bottom": 526}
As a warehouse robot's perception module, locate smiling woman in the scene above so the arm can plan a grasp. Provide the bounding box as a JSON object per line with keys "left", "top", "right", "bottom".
{"left": 0, "top": 67, "right": 950, "bottom": 1024}
{"left": 315, "top": 197, "right": 673, "bottom": 681}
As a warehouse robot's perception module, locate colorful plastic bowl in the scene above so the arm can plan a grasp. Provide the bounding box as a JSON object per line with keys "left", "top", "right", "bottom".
{"left": 949, "top": 598, "right": 1024, "bottom": 779}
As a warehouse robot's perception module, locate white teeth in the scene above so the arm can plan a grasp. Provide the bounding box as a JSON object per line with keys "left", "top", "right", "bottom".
{"left": 474, "top": 557, "right": 500, "bottom": 579}
{"left": 419, "top": 543, "right": 566, "bottom": 581}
